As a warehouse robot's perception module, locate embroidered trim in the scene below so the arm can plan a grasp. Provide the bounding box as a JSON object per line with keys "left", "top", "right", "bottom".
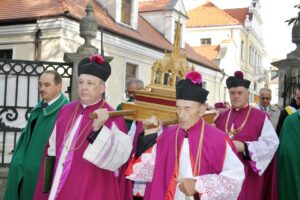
{"left": 133, "top": 181, "right": 146, "bottom": 197}
{"left": 195, "top": 174, "right": 241, "bottom": 200}
{"left": 126, "top": 145, "right": 156, "bottom": 182}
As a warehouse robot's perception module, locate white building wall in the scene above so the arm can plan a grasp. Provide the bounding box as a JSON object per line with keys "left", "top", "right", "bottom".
{"left": 192, "top": 64, "right": 222, "bottom": 105}
{"left": 185, "top": 26, "right": 238, "bottom": 47}
{"left": 0, "top": 17, "right": 221, "bottom": 108}
{"left": 270, "top": 82, "right": 279, "bottom": 105}
{"left": 0, "top": 17, "right": 164, "bottom": 108}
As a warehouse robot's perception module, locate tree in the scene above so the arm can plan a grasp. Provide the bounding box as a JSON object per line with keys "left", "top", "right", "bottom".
{"left": 286, "top": 4, "right": 300, "bottom": 26}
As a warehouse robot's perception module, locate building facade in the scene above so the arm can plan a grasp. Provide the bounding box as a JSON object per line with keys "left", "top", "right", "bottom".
{"left": 0, "top": 0, "right": 222, "bottom": 107}
{"left": 185, "top": 0, "right": 268, "bottom": 103}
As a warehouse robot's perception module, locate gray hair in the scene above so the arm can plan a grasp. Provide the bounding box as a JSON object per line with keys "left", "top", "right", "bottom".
{"left": 126, "top": 77, "right": 136, "bottom": 89}
{"left": 136, "top": 79, "right": 144, "bottom": 90}
{"left": 259, "top": 88, "right": 272, "bottom": 95}
{"left": 126, "top": 78, "right": 144, "bottom": 90}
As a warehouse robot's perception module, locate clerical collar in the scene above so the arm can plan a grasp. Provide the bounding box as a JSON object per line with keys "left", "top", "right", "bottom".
{"left": 46, "top": 93, "right": 62, "bottom": 106}
{"left": 184, "top": 130, "right": 189, "bottom": 138}
{"left": 233, "top": 104, "right": 249, "bottom": 112}
{"left": 182, "top": 120, "right": 200, "bottom": 137}
{"left": 81, "top": 98, "right": 102, "bottom": 108}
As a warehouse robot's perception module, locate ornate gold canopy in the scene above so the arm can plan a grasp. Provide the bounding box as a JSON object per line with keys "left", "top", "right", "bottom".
{"left": 121, "top": 19, "right": 215, "bottom": 124}
{"left": 149, "top": 18, "right": 188, "bottom": 90}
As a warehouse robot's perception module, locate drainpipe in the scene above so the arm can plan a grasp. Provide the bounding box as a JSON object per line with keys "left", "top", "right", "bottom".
{"left": 34, "top": 28, "right": 42, "bottom": 61}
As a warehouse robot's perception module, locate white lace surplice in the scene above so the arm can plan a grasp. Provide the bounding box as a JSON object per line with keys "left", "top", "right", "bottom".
{"left": 126, "top": 140, "right": 245, "bottom": 200}
{"left": 245, "top": 116, "right": 279, "bottom": 176}
{"left": 194, "top": 142, "right": 244, "bottom": 200}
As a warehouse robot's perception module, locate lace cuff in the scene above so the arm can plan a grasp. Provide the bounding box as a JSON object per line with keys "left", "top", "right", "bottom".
{"left": 246, "top": 116, "right": 279, "bottom": 175}
{"left": 195, "top": 174, "right": 241, "bottom": 200}
{"left": 246, "top": 140, "right": 277, "bottom": 175}
{"left": 126, "top": 145, "right": 156, "bottom": 182}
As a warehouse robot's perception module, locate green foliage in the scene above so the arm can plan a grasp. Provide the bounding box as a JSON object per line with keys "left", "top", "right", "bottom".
{"left": 285, "top": 4, "right": 300, "bottom": 26}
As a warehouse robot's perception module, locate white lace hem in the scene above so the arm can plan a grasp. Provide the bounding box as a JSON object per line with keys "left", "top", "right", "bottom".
{"left": 195, "top": 174, "right": 241, "bottom": 200}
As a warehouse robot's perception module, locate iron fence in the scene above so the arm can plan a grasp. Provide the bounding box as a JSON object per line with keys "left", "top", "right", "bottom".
{"left": 0, "top": 59, "right": 73, "bottom": 166}
{"left": 282, "top": 73, "right": 300, "bottom": 107}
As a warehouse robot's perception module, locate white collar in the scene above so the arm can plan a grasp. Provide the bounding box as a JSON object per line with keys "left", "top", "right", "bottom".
{"left": 45, "top": 93, "right": 62, "bottom": 106}
{"left": 81, "top": 98, "right": 102, "bottom": 108}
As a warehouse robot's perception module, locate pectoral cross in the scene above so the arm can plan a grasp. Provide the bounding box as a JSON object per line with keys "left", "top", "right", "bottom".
{"left": 228, "top": 129, "right": 235, "bottom": 139}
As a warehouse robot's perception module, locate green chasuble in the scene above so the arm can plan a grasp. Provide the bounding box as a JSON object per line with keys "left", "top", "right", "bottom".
{"left": 4, "top": 93, "right": 68, "bottom": 200}
{"left": 277, "top": 109, "right": 300, "bottom": 200}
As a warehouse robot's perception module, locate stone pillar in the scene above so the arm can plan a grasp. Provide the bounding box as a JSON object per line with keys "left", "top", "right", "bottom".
{"left": 64, "top": 2, "right": 98, "bottom": 100}
{"left": 77, "top": 3, "right": 98, "bottom": 55}
{"left": 272, "top": 12, "right": 300, "bottom": 107}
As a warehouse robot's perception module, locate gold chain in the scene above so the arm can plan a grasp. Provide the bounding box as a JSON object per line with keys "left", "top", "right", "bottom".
{"left": 225, "top": 106, "right": 252, "bottom": 139}
{"left": 193, "top": 118, "right": 205, "bottom": 175}
{"left": 63, "top": 100, "right": 105, "bottom": 151}
{"left": 175, "top": 118, "right": 205, "bottom": 176}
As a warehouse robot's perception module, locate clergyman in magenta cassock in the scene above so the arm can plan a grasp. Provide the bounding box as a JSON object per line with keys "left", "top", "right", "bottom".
{"left": 215, "top": 71, "right": 279, "bottom": 200}
{"left": 34, "top": 55, "right": 133, "bottom": 200}
{"left": 126, "top": 71, "right": 245, "bottom": 200}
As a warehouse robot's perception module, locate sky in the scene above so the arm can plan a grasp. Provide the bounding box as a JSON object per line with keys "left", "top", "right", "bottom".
{"left": 185, "top": 0, "right": 300, "bottom": 62}
{"left": 259, "top": 0, "right": 299, "bottom": 59}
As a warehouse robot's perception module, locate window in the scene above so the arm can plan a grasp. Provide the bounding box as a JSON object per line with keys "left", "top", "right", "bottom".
{"left": 249, "top": 46, "right": 256, "bottom": 66}
{"left": 240, "top": 40, "right": 244, "bottom": 60}
{"left": 121, "top": 0, "right": 132, "bottom": 25}
{"left": 249, "top": 46, "right": 252, "bottom": 65}
{"left": 126, "top": 62, "right": 138, "bottom": 80}
{"left": 253, "top": 52, "right": 257, "bottom": 70}
{"left": 0, "top": 49, "right": 13, "bottom": 59}
{"left": 200, "top": 38, "right": 211, "bottom": 45}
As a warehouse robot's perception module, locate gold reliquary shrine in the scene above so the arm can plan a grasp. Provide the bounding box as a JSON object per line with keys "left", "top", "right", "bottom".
{"left": 121, "top": 51, "right": 215, "bottom": 125}
{"left": 120, "top": 19, "right": 215, "bottom": 125}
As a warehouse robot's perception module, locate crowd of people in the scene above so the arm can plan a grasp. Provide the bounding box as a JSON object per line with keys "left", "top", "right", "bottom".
{"left": 4, "top": 54, "right": 300, "bottom": 200}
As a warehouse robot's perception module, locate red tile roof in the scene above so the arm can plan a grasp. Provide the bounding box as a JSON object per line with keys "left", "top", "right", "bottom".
{"left": 0, "top": 0, "right": 218, "bottom": 70}
{"left": 192, "top": 45, "right": 220, "bottom": 62}
{"left": 139, "top": 0, "right": 172, "bottom": 12}
{"left": 224, "top": 8, "right": 249, "bottom": 24}
{"left": 185, "top": 44, "right": 219, "bottom": 70}
{"left": 0, "top": 0, "right": 66, "bottom": 22}
{"left": 187, "top": 2, "right": 240, "bottom": 27}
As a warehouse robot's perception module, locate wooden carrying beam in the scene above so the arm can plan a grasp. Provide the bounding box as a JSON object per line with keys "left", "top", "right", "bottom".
{"left": 89, "top": 102, "right": 216, "bottom": 125}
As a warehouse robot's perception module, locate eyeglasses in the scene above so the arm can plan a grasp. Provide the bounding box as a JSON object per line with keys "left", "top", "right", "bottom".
{"left": 260, "top": 97, "right": 270, "bottom": 100}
